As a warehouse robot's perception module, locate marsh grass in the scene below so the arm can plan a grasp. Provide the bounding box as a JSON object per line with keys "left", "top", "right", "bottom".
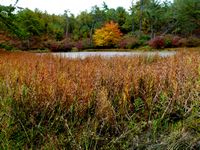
{"left": 0, "top": 51, "right": 199, "bottom": 149}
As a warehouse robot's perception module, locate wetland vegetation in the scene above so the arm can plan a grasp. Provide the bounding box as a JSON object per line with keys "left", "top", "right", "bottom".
{"left": 0, "top": 50, "right": 199, "bottom": 149}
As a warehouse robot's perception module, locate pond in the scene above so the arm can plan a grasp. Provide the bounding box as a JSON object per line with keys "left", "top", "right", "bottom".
{"left": 51, "top": 51, "right": 176, "bottom": 59}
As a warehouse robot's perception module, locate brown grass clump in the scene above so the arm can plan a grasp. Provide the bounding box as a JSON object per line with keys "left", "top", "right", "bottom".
{"left": 95, "top": 86, "right": 116, "bottom": 124}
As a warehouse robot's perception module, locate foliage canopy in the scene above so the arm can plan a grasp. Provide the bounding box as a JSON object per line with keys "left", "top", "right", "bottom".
{"left": 93, "top": 21, "right": 122, "bottom": 47}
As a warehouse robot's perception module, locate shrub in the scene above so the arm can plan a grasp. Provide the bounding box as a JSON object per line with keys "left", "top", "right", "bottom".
{"left": 46, "top": 38, "right": 74, "bottom": 52}
{"left": 51, "top": 41, "right": 61, "bottom": 52}
{"left": 139, "top": 35, "right": 151, "bottom": 45}
{"left": 148, "top": 35, "right": 200, "bottom": 49}
{"left": 0, "top": 43, "right": 13, "bottom": 51}
{"left": 29, "top": 36, "right": 44, "bottom": 50}
{"left": 185, "top": 37, "right": 200, "bottom": 47}
{"left": 148, "top": 36, "right": 165, "bottom": 49}
{"left": 177, "top": 38, "right": 188, "bottom": 47}
{"left": 163, "top": 35, "right": 173, "bottom": 48}
{"left": 172, "top": 36, "right": 181, "bottom": 47}
{"left": 63, "top": 40, "right": 74, "bottom": 51}
{"left": 177, "top": 37, "right": 200, "bottom": 47}
{"left": 75, "top": 38, "right": 92, "bottom": 50}
{"left": 118, "top": 40, "right": 127, "bottom": 49}
{"left": 55, "top": 30, "right": 64, "bottom": 41}
{"left": 118, "top": 36, "right": 140, "bottom": 49}
{"left": 75, "top": 40, "right": 82, "bottom": 50}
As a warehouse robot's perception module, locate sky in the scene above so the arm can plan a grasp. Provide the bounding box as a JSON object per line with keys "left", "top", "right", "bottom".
{"left": 1, "top": 0, "right": 133, "bottom": 16}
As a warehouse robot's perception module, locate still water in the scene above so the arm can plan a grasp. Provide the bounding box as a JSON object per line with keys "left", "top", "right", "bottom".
{"left": 51, "top": 51, "right": 176, "bottom": 59}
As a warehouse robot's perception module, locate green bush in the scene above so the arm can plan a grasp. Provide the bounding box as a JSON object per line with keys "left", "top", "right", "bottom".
{"left": 55, "top": 30, "right": 64, "bottom": 41}
{"left": 164, "top": 35, "right": 173, "bottom": 48}
{"left": 139, "top": 35, "right": 151, "bottom": 45}
{"left": 0, "top": 43, "right": 13, "bottom": 51}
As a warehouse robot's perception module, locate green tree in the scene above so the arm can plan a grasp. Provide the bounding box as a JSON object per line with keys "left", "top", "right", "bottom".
{"left": 17, "top": 9, "right": 46, "bottom": 37}
{"left": 75, "top": 11, "right": 94, "bottom": 41}
{"left": 0, "top": 5, "right": 19, "bottom": 35}
{"left": 115, "top": 7, "right": 128, "bottom": 33}
{"left": 173, "top": 0, "right": 200, "bottom": 35}
{"left": 139, "top": 0, "right": 144, "bottom": 36}
{"left": 129, "top": 1, "right": 137, "bottom": 33}
{"left": 143, "top": 0, "right": 163, "bottom": 38}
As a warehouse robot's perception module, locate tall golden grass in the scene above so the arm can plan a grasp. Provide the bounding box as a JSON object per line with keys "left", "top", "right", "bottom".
{"left": 0, "top": 51, "right": 199, "bottom": 115}
{"left": 0, "top": 51, "right": 199, "bottom": 149}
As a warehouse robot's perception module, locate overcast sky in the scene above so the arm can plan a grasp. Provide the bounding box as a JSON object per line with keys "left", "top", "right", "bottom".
{"left": 1, "top": 0, "right": 134, "bottom": 15}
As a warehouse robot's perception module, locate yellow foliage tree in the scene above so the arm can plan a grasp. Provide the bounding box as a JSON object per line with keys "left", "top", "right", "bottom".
{"left": 93, "top": 21, "right": 122, "bottom": 47}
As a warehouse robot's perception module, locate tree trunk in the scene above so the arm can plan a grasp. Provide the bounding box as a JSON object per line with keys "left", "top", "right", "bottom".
{"left": 132, "top": 16, "right": 135, "bottom": 34}
{"left": 65, "top": 16, "right": 69, "bottom": 38}
{"left": 89, "top": 27, "right": 93, "bottom": 46}
{"left": 139, "top": 0, "right": 144, "bottom": 36}
{"left": 90, "top": 23, "right": 96, "bottom": 46}
{"left": 150, "top": 24, "right": 154, "bottom": 39}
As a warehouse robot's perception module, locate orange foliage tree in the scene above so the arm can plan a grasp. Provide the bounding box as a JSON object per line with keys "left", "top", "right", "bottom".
{"left": 93, "top": 21, "right": 122, "bottom": 47}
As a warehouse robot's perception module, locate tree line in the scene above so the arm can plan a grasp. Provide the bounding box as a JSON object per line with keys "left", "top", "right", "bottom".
{"left": 0, "top": 0, "right": 200, "bottom": 50}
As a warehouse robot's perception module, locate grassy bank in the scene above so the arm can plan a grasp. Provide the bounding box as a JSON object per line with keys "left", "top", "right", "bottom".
{"left": 0, "top": 51, "right": 200, "bottom": 149}
{"left": 29, "top": 46, "right": 200, "bottom": 53}
{"left": 80, "top": 47, "right": 200, "bottom": 52}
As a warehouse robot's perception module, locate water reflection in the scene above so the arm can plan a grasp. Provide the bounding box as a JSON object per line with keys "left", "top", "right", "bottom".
{"left": 51, "top": 51, "right": 176, "bottom": 59}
